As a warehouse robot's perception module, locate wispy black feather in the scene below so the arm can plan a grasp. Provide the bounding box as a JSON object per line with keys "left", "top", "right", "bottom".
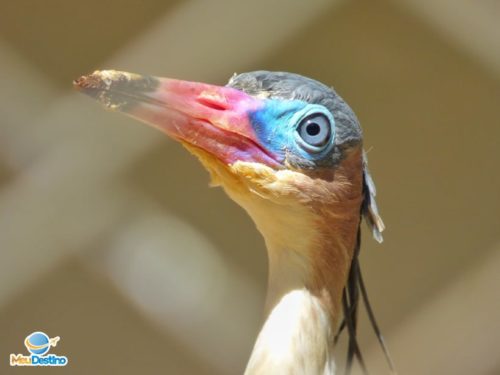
{"left": 334, "top": 170, "right": 395, "bottom": 375}
{"left": 343, "top": 228, "right": 367, "bottom": 375}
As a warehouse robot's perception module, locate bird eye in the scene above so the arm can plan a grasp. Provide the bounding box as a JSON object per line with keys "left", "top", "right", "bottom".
{"left": 297, "top": 113, "right": 332, "bottom": 150}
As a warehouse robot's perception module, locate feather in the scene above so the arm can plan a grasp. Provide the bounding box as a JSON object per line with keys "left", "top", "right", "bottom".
{"left": 361, "top": 151, "right": 385, "bottom": 243}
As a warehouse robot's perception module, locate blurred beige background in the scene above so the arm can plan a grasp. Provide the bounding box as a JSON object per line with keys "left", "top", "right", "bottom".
{"left": 0, "top": 0, "right": 499, "bottom": 374}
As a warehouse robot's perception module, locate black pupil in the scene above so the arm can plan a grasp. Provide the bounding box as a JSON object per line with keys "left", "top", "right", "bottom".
{"left": 306, "top": 122, "right": 321, "bottom": 136}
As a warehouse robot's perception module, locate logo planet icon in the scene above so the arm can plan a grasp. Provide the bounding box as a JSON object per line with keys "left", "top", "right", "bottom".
{"left": 24, "top": 332, "right": 59, "bottom": 356}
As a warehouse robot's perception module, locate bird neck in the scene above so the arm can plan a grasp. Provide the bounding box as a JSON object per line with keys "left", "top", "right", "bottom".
{"left": 243, "top": 151, "right": 364, "bottom": 374}
{"left": 193, "top": 145, "right": 364, "bottom": 373}
{"left": 245, "top": 288, "right": 336, "bottom": 375}
{"left": 244, "top": 214, "right": 358, "bottom": 375}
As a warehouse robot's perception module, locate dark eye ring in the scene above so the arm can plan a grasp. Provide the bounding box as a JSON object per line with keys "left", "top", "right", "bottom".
{"left": 297, "top": 113, "right": 332, "bottom": 150}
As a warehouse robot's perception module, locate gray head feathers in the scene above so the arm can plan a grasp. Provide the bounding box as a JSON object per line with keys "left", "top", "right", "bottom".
{"left": 227, "top": 71, "right": 363, "bottom": 150}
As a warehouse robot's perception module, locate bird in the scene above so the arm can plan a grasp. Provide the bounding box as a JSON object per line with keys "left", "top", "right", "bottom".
{"left": 74, "top": 70, "right": 394, "bottom": 375}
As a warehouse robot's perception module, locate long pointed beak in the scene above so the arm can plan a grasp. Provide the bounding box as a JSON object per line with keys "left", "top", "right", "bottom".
{"left": 73, "top": 70, "right": 279, "bottom": 167}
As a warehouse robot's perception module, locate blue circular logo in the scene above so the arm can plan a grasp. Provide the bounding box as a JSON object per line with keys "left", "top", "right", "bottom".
{"left": 25, "top": 332, "right": 50, "bottom": 355}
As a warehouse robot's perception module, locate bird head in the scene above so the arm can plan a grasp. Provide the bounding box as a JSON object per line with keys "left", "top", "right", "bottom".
{"left": 75, "top": 69, "right": 389, "bottom": 372}
{"left": 74, "top": 70, "right": 383, "bottom": 303}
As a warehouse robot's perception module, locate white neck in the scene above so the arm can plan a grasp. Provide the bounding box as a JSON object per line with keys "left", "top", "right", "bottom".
{"left": 242, "top": 208, "right": 338, "bottom": 375}
{"left": 245, "top": 288, "right": 335, "bottom": 375}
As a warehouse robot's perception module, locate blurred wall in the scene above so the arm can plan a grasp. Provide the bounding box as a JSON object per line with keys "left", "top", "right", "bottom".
{"left": 0, "top": 0, "right": 498, "bottom": 374}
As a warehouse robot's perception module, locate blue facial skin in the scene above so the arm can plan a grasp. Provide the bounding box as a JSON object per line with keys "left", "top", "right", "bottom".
{"left": 248, "top": 99, "right": 336, "bottom": 167}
